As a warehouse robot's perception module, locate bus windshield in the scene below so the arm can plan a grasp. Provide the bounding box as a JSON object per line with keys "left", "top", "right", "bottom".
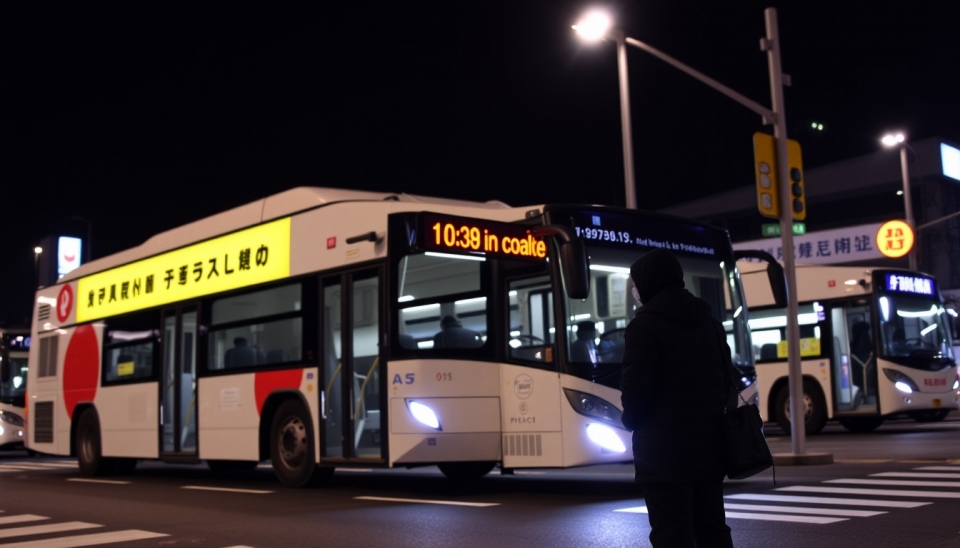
{"left": 0, "top": 356, "right": 28, "bottom": 407}
{"left": 877, "top": 292, "right": 955, "bottom": 366}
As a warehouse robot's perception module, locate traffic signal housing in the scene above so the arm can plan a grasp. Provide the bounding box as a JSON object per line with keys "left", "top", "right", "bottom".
{"left": 753, "top": 133, "right": 806, "bottom": 220}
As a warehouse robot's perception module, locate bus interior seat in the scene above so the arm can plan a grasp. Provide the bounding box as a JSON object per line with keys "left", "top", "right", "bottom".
{"left": 265, "top": 349, "right": 287, "bottom": 363}
{"left": 224, "top": 339, "right": 263, "bottom": 368}
{"left": 760, "top": 343, "right": 779, "bottom": 361}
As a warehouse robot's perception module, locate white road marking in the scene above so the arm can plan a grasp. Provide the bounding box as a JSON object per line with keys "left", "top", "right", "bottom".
{"left": 726, "top": 493, "right": 931, "bottom": 508}
{"left": 0, "top": 522, "right": 101, "bottom": 539}
{"left": 722, "top": 503, "right": 884, "bottom": 517}
{"left": 872, "top": 472, "right": 960, "bottom": 479}
{"left": 0, "top": 529, "right": 168, "bottom": 547}
{"left": 355, "top": 496, "right": 499, "bottom": 507}
{"left": 825, "top": 478, "right": 960, "bottom": 488}
{"left": 779, "top": 486, "right": 960, "bottom": 499}
{"left": 613, "top": 506, "right": 846, "bottom": 524}
{"left": 181, "top": 486, "right": 272, "bottom": 494}
{"left": 0, "top": 515, "right": 49, "bottom": 526}
{"left": 66, "top": 479, "right": 130, "bottom": 485}
{"left": 0, "top": 464, "right": 56, "bottom": 470}
{"left": 914, "top": 466, "right": 960, "bottom": 472}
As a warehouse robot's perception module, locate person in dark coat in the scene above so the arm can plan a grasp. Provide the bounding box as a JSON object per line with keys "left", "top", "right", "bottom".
{"left": 621, "top": 249, "right": 735, "bottom": 547}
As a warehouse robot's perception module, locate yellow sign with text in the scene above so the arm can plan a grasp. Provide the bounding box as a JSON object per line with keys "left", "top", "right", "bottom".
{"left": 776, "top": 337, "right": 821, "bottom": 358}
{"left": 876, "top": 219, "right": 914, "bottom": 259}
{"left": 77, "top": 218, "right": 291, "bottom": 322}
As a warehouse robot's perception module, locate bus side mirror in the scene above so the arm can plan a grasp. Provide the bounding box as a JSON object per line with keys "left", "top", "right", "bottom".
{"left": 560, "top": 239, "right": 590, "bottom": 300}
{"left": 529, "top": 224, "right": 590, "bottom": 300}
{"left": 734, "top": 249, "right": 788, "bottom": 308}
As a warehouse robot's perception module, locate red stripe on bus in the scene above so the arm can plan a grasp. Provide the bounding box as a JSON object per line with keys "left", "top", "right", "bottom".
{"left": 254, "top": 369, "right": 304, "bottom": 416}
{"left": 63, "top": 324, "right": 99, "bottom": 419}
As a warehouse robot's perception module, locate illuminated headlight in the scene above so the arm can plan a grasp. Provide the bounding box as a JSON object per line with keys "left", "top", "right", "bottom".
{"left": 563, "top": 388, "right": 623, "bottom": 429}
{"left": 406, "top": 400, "right": 442, "bottom": 430}
{"left": 883, "top": 369, "right": 918, "bottom": 394}
{"left": 953, "top": 379, "right": 959, "bottom": 391}
{"left": 0, "top": 410, "right": 24, "bottom": 427}
{"left": 0, "top": 425, "right": 4, "bottom": 437}
{"left": 586, "top": 423, "right": 627, "bottom": 453}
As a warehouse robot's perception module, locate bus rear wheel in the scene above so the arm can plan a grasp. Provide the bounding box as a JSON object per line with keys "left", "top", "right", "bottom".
{"left": 437, "top": 461, "right": 496, "bottom": 481}
{"left": 774, "top": 381, "right": 827, "bottom": 435}
{"left": 75, "top": 409, "right": 115, "bottom": 476}
{"left": 270, "top": 399, "right": 317, "bottom": 488}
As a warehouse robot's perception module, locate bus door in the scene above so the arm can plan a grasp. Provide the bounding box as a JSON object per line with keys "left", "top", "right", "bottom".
{"left": 160, "top": 306, "right": 198, "bottom": 455}
{"left": 829, "top": 299, "right": 877, "bottom": 414}
{"left": 321, "top": 268, "right": 384, "bottom": 462}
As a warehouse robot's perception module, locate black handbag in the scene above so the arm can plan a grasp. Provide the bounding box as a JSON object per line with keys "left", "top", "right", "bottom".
{"left": 714, "top": 322, "right": 775, "bottom": 481}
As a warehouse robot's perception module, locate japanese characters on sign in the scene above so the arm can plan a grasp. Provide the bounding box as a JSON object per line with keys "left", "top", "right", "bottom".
{"left": 76, "top": 218, "right": 291, "bottom": 322}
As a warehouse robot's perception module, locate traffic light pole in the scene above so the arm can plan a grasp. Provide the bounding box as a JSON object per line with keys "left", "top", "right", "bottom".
{"left": 619, "top": 7, "right": 830, "bottom": 463}
{"left": 764, "top": 9, "right": 806, "bottom": 457}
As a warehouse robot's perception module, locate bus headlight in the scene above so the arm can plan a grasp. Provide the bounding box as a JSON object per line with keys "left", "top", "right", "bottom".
{"left": 0, "top": 410, "right": 24, "bottom": 427}
{"left": 883, "top": 369, "right": 918, "bottom": 394}
{"left": 563, "top": 388, "right": 623, "bottom": 429}
{"left": 586, "top": 423, "right": 627, "bottom": 453}
{"left": 406, "top": 400, "right": 442, "bottom": 430}
{"left": 953, "top": 379, "right": 959, "bottom": 391}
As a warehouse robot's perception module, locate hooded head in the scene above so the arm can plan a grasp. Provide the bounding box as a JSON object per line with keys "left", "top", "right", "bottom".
{"left": 440, "top": 315, "right": 462, "bottom": 329}
{"left": 630, "top": 249, "right": 685, "bottom": 304}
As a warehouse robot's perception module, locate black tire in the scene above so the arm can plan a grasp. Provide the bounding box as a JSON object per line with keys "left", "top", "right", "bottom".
{"left": 75, "top": 409, "right": 115, "bottom": 476}
{"left": 839, "top": 417, "right": 885, "bottom": 432}
{"left": 774, "top": 380, "right": 827, "bottom": 435}
{"left": 909, "top": 409, "right": 950, "bottom": 423}
{"left": 437, "top": 461, "right": 496, "bottom": 481}
{"left": 25, "top": 449, "right": 39, "bottom": 457}
{"left": 208, "top": 460, "right": 259, "bottom": 473}
{"left": 270, "top": 399, "right": 317, "bottom": 488}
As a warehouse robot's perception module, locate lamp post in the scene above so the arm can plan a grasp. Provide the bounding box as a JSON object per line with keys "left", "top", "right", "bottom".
{"left": 881, "top": 132, "right": 919, "bottom": 271}
{"left": 573, "top": 12, "right": 637, "bottom": 210}
{"left": 34, "top": 246, "right": 43, "bottom": 288}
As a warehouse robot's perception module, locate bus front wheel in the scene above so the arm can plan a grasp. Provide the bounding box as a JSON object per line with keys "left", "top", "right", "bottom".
{"left": 774, "top": 381, "right": 827, "bottom": 435}
{"left": 75, "top": 409, "right": 115, "bottom": 476}
{"left": 270, "top": 399, "right": 317, "bottom": 488}
{"left": 437, "top": 461, "right": 496, "bottom": 481}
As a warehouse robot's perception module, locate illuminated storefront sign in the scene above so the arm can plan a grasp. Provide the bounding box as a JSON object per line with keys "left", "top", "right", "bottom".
{"left": 734, "top": 222, "right": 882, "bottom": 265}
{"left": 876, "top": 220, "right": 914, "bottom": 259}
{"left": 76, "top": 218, "right": 291, "bottom": 322}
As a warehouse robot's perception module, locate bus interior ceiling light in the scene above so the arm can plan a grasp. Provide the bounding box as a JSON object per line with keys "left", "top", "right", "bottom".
{"left": 586, "top": 423, "right": 626, "bottom": 453}
{"left": 407, "top": 400, "right": 442, "bottom": 430}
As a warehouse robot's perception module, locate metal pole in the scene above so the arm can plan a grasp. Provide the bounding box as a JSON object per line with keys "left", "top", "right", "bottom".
{"left": 615, "top": 31, "right": 637, "bottom": 209}
{"left": 900, "top": 146, "right": 919, "bottom": 271}
{"left": 765, "top": 8, "right": 806, "bottom": 455}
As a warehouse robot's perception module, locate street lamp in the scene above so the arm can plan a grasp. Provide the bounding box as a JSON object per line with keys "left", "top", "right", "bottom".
{"left": 34, "top": 246, "right": 43, "bottom": 288}
{"left": 573, "top": 11, "right": 637, "bottom": 210}
{"left": 881, "top": 132, "right": 919, "bottom": 271}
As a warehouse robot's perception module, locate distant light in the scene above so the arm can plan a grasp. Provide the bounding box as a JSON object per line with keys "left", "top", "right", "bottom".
{"left": 881, "top": 132, "right": 906, "bottom": 147}
{"left": 844, "top": 279, "right": 859, "bottom": 286}
{"left": 897, "top": 190, "right": 904, "bottom": 196}
{"left": 34, "top": 246, "right": 42, "bottom": 254}
{"left": 573, "top": 11, "right": 611, "bottom": 42}
{"left": 810, "top": 122, "right": 824, "bottom": 131}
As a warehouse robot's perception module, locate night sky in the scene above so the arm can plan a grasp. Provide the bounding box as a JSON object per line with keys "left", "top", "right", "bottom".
{"left": 2, "top": 2, "right": 959, "bottom": 326}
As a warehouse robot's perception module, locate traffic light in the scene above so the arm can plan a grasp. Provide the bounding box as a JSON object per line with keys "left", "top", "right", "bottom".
{"left": 753, "top": 133, "right": 779, "bottom": 219}
{"left": 786, "top": 139, "right": 806, "bottom": 221}
{"left": 753, "top": 133, "right": 806, "bottom": 220}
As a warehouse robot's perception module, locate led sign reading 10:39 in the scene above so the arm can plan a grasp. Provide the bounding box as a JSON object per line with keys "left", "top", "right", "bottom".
{"left": 419, "top": 213, "right": 548, "bottom": 261}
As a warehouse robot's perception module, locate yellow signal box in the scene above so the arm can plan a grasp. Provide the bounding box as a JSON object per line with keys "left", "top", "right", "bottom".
{"left": 753, "top": 133, "right": 779, "bottom": 219}
{"left": 786, "top": 138, "right": 806, "bottom": 221}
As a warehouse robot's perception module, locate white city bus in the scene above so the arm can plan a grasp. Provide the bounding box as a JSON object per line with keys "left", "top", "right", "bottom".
{"left": 740, "top": 262, "right": 959, "bottom": 434}
{"left": 0, "top": 328, "right": 30, "bottom": 451}
{"left": 26, "top": 187, "right": 771, "bottom": 486}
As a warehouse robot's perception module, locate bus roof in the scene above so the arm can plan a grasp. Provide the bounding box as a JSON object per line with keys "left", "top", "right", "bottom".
{"left": 60, "top": 187, "right": 514, "bottom": 282}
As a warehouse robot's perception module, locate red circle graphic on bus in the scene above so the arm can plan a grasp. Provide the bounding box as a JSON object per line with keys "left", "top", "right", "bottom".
{"left": 254, "top": 369, "right": 303, "bottom": 416}
{"left": 56, "top": 284, "right": 74, "bottom": 323}
{"left": 63, "top": 324, "right": 99, "bottom": 420}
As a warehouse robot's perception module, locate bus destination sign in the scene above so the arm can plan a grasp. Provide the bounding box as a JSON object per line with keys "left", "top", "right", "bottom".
{"left": 418, "top": 212, "right": 547, "bottom": 261}
{"left": 883, "top": 273, "right": 936, "bottom": 296}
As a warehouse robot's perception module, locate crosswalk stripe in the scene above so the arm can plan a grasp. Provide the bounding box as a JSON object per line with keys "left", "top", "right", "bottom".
{"left": 0, "top": 515, "right": 48, "bottom": 526}
{"left": 722, "top": 503, "right": 885, "bottom": 517}
{"left": 0, "top": 529, "right": 168, "bottom": 547}
{"left": 915, "top": 466, "right": 960, "bottom": 472}
{"left": 826, "top": 478, "right": 960, "bottom": 488}
{"left": 725, "top": 493, "right": 931, "bottom": 508}
{"left": 723, "top": 511, "right": 847, "bottom": 524}
{"left": 614, "top": 506, "right": 846, "bottom": 524}
{"left": 872, "top": 472, "right": 960, "bottom": 479}
{"left": 0, "top": 464, "right": 59, "bottom": 471}
{"left": 66, "top": 479, "right": 130, "bottom": 485}
{"left": 181, "top": 486, "right": 272, "bottom": 494}
{"left": 779, "top": 486, "right": 960, "bottom": 499}
{"left": 355, "top": 496, "right": 499, "bottom": 507}
{"left": 0, "top": 522, "right": 101, "bottom": 539}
